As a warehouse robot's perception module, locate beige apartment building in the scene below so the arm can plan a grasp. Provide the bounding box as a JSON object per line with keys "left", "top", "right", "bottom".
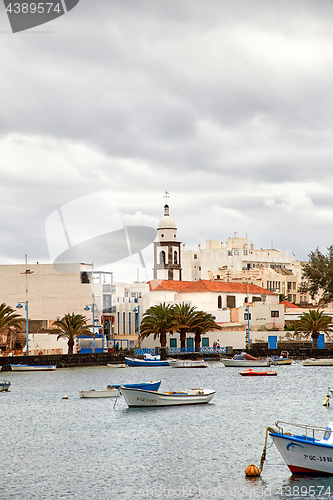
{"left": 182, "top": 237, "right": 311, "bottom": 304}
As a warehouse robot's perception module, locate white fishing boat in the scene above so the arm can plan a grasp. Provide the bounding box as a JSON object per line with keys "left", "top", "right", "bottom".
{"left": 302, "top": 358, "right": 333, "bottom": 366}
{"left": 168, "top": 359, "right": 208, "bottom": 368}
{"left": 107, "top": 363, "right": 127, "bottom": 368}
{"left": 121, "top": 387, "right": 216, "bottom": 407}
{"left": 269, "top": 420, "right": 333, "bottom": 475}
{"left": 221, "top": 353, "right": 270, "bottom": 367}
{"left": 79, "top": 380, "right": 163, "bottom": 398}
{"left": 10, "top": 364, "right": 56, "bottom": 371}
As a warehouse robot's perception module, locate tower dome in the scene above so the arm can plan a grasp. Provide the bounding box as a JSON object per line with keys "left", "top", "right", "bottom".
{"left": 158, "top": 204, "right": 177, "bottom": 230}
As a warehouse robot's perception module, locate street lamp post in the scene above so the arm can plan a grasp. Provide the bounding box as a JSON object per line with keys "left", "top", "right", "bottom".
{"left": 84, "top": 303, "right": 96, "bottom": 353}
{"left": 245, "top": 305, "right": 250, "bottom": 349}
{"left": 16, "top": 301, "right": 29, "bottom": 355}
{"left": 133, "top": 305, "right": 140, "bottom": 337}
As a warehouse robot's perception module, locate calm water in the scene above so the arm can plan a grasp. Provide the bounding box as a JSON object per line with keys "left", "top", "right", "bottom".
{"left": 1, "top": 362, "right": 333, "bottom": 500}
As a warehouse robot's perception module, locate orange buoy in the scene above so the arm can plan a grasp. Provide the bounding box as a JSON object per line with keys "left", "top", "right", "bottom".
{"left": 245, "top": 464, "right": 260, "bottom": 477}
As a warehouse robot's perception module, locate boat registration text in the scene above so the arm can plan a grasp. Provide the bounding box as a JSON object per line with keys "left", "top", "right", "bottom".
{"left": 136, "top": 397, "right": 158, "bottom": 403}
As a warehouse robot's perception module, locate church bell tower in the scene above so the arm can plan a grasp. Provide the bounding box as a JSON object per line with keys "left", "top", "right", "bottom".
{"left": 153, "top": 193, "right": 182, "bottom": 281}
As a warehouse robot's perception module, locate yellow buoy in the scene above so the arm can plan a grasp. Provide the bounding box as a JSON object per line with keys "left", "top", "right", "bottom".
{"left": 323, "top": 396, "right": 330, "bottom": 407}
{"left": 245, "top": 464, "right": 260, "bottom": 477}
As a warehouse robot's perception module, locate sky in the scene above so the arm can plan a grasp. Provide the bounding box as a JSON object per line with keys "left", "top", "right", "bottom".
{"left": 1, "top": 0, "right": 333, "bottom": 283}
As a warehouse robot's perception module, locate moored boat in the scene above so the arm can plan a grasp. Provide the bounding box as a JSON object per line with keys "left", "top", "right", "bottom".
{"left": 270, "top": 351, "right": 293, "bottom": 365}
{"left": 121, "top": 387, "right": 216, "bottom": 407}
{"left": 221, "top": 353, "right": 270, "bottom": 367}
{"left": 239, "top": 369, "right": 277, "bottom": 376}
{"left": 269, "top": 420, "right": 333, "bottom": 475}
{"left": 107, "top": 363, "right": 127, "bottom": 368}
{"left": 302, "top": 358, "right": 333, "bottom": 366}
{"left": 0, "top": 380, "right": 11, "bottom": 391}
{"left": 168, "top": 359, "right": 208, "bottom": 368}
{"left": 10, "top": 364, "right": 56, "bottom": 371}
{"left": 79, "top": 379, "right": 163, "bottom": 398}
{"left": 125, "top": 353, "right": 169, "bottom": 367}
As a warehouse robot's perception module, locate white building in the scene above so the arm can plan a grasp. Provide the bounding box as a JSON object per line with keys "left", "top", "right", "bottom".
{"left": 182, "top": 237, "right": 310, "bottom": 304}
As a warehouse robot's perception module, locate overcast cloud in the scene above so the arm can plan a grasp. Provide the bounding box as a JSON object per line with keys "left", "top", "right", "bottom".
{"left": 1, "top": 0, "right": 333, "bottom": 281}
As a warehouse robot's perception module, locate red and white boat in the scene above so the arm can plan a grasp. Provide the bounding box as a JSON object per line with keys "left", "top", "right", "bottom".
{"left": 239, "top": 369, "right": 277, "bottom": 376}
{"left": 269, "top": 421, "right": 333, "bottom": 475}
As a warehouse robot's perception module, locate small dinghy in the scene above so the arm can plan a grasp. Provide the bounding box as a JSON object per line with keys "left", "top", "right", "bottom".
{"left": 121, "top": 387, "right": 216, "bottom": 407}
{"left": 79, "top": 380, "right": 163, "bottom": 398}
{"left": 10, "top": 364, "right": 56, "bottom": 371}
{"left": 239, "top": 369, "right": 277, "bottom": 376}
{"left": 168, "top": 359, "right": 208, "bottom": 368}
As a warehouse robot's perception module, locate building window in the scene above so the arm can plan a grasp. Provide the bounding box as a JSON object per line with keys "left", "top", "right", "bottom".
{"left": 228, "top": 250, "right": 232, "bottom": 256}
{"left": 271, "top": 311, "right": 279, "bottom": 318}
{"left": 202, "top": 337, "right": 209, "bottom": 347}
{"left": 170, "top": 338, "right": 177, "bottom": 348}
{"left": 174, "top": 251, "right": 178, "bottom": 264}
{"left": 244, "top": 313, "right": 251, "bottom": 320}
{"left": 234, "top": 250, "right": 239, "bottom": 256}
{"left": 199, "top": 267, "right": 201, "bottom": 270}
{"left": 80, "top": 271, "right": 91, "bottom": 284}
{"left": 160, "top": 251, "right": 166, "bottom": 264}
{"left": 194, "top": 254, "right": 197, "bottom": 259}
{"left": 293, "top": 282, "right": 296, "bottom": 290}
{"left": 243, "top": 250, "right": 248, "bottom": 255}
{"left": 218, "top": 295, "right": 222, "bottom": 309}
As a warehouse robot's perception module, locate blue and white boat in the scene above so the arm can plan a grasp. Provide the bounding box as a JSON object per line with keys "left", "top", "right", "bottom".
{"left": 0, "top": 380, "right": 11, "bottom": 391}
{"left": 269, "top": 420, "right": 333, "bottom": 475}
{"left": 125, "top": 353, "right": 169, "bottom": 367}
{"left": 79, "top": 379, "right": 163, "bottom": 398}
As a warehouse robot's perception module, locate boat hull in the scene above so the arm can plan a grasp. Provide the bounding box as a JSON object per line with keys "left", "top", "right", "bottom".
{"left": 222, "top": 359, "right": 270, "bottom": 367}
{"left": 168, "top": 360, "right": 208, "bottom": 368}
{"left": 271, "top": 433, "right": 333, "bottom": 475}
{"left": 272, "top": 359, "right": 292, "bottom": 365}
{"left": 121, "top": 387, "right": 216, "bottom": 407}
{"left": 10, "top": 364, "right": 56, "bottom": 371}
{"left": 79, "top": 380, "right": 162, "bottom": 398}
{"left": 125, "top": 357, "right": 169, "bottom": 367}
{"left": 302, "top": 359, "right": 333, "bottom": 366}
{"left": 239, "top": 369, "right": 277, "bottom": 376}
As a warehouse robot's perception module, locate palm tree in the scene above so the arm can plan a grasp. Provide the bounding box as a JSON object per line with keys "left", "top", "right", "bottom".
{"left": 0, "top": 303, "right": 22, "bottom": 350}
{"left": 50, "top": 313, "right": 93, "bottom": 354}
{"left": 173, "top": 302, "right": 198, "bottom": 350}
{"left": 192, "top": 311, "right": 223, "bottom": 352}
{"left": 294, "top": 309, "right": 333, "bottom": 348}
{"left": 140, "top": 303, "right": 176, "bottom": 348}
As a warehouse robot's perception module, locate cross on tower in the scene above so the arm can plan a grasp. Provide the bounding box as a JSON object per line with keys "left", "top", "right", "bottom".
{"left": 164, "top": 191, "right": 169, "bottom": 202}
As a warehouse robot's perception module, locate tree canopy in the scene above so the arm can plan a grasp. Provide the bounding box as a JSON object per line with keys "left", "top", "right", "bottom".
{"left": 294, "top": 309, "right": 333, "bottom": 348}
{"left": 50, "top": 313, "right": 93, "bottom": 355}
{"left": 300, "top": 246, "right": 333, "bottom": 302}
{"left": 0, "top": 303, "right": 22, "bottom": 334}
{"left": 140, "top": 302, "right": 222, "bottom": 351}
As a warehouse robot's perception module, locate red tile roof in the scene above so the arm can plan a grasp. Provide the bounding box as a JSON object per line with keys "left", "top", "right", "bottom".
{"left": 280, "top": 300, "right": 299, "bottom": 309}
{"left": 149, "top": 279, "right": 276, "bottom": 295}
